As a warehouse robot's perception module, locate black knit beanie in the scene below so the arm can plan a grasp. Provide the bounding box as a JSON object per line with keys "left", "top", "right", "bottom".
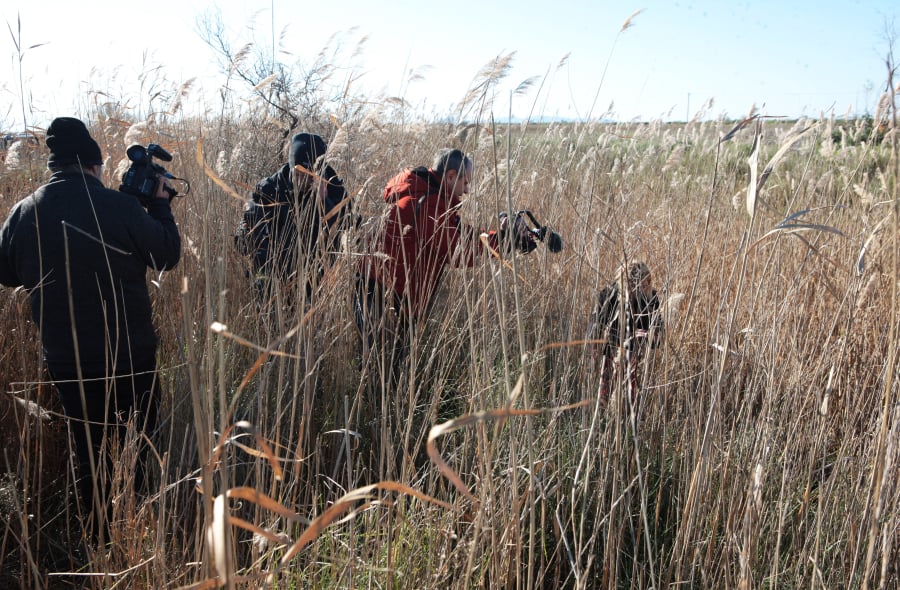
{"left": 46, "top": 117, "right": 103, "bottom": 168}
{"left": 289, "top": 132, "right": 327, "bottom": 169}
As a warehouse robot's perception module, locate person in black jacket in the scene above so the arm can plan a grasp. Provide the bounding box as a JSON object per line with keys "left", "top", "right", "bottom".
{"left": 0, "top": 117, "right": 181, "bottom": 538}
{"left": 590, "top": 261, "right": 663, "bottom": 402}
{"left": 235, "top": 132, "right": 350, "bottom": 320}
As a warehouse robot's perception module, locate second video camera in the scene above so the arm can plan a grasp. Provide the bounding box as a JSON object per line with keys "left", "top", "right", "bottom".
{"left": 120, "top": 143, "right": 186, "bottom": 204}
{"left": 504, "top": 210, "right": 564, "bottom": 254}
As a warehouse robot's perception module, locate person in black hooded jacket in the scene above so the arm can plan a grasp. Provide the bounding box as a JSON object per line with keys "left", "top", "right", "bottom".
{"left": 0, "top": 117, "right": 181, "bottom": 537}
{"left": 589, "top": 261, "right": 664, "bottom": 401}
{"left": 235, "top": 132, "right": 351, "bottom": 317}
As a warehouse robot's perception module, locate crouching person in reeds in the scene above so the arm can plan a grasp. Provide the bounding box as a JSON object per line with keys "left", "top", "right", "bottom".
{"left": 234, "top": 132, "right": 352, "bottom": 327}
{"left": 354, "top": 148, "right": 537, "bottom": 385}
{"left": 589, "top": 261, "right": 664, "bottom": 404}
{"left": 353, "top": 148, "right": 539, "bottom": 476}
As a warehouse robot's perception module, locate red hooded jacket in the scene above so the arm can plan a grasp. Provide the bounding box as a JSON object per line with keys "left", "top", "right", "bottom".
{"left": 363, "top": 167, "right": 499, "bottom": 318}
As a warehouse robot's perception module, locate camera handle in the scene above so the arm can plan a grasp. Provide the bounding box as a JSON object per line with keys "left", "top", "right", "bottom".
{"left": 159, "top": 172, "right": 190, "bottom": 200}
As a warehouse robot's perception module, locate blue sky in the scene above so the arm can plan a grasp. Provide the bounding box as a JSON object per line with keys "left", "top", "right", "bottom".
{"left": 2, "top": 0, "right": 897, "bottom": 130}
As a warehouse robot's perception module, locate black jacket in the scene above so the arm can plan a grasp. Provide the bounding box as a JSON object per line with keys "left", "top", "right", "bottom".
{"left": 591, "top": 283, "right": 662, "bottom": 356}
{"left": 236, "top": 162, "right": 348, "bottom": 280}
{"left": 0, "top": 170, "right": 181, "bottom": 374}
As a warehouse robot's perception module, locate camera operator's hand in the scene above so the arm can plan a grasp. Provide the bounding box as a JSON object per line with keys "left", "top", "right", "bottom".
{"left": 513, "top": 214, "right": 538, "bottom": 254}
{"left": 315, "top": 176, "right": 329, "bottom": 206}
{"left": 155, "top": 177, "right": 174, "bottom": 202}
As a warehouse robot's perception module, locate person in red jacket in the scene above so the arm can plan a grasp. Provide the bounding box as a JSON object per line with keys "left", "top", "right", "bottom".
{"left": 355, "top": 148, "right": 533, "bottom": 375}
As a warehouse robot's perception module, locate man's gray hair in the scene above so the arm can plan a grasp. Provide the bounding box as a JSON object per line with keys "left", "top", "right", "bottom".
{"left": 432, "top": 148, "right": 472, "bottom": 176}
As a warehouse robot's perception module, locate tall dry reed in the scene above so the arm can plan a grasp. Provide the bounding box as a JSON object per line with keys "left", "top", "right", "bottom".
{"left": 1, "top": 43, "right": 898, "bottom": 590}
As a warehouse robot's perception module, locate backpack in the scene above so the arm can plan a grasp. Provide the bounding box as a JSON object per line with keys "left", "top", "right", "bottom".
{"left": 356, "top": 166, "right": 442, "bottom": 277}
{"left": 355, "top": 166, "right": 441, "bottom": 250}
{"left": 382, "top": 166, "right": 441, "bottom": 204}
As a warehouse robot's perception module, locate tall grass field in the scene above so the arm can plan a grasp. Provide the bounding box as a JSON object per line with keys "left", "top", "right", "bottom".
{"left": 1, "top": 33, "right": 899, "bottom": 589}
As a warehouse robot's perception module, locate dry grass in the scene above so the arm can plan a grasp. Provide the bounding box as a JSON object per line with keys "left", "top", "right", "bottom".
{"left": 1, "top": 57, "right": 899, "bottom": 590}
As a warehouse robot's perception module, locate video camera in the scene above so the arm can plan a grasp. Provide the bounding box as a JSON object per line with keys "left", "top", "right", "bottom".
{"left": 119, "top": 143, "right": 189, "bottom": 205}
{"left": 502, "top": 210, "right": 564, "bottom": 254}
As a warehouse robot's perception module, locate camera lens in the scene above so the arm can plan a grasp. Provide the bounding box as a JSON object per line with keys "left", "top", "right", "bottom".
{"left": 546, "top": 231, "right": 564, "bottom": 253}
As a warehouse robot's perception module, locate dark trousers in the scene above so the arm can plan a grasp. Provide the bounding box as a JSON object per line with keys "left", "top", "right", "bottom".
{"left": 597, "top": 349, "right": 639, "bottom": 402}
{"left": 353, "top": 274, "right": 411, "bottom": 383}
{"left": 49, "top": 362, "right": 159, "bottom": 533}
{"left": 355, "top": 275, "right": 434, "bottom": 477}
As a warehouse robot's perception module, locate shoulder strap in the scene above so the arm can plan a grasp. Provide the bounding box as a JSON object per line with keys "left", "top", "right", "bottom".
{"left": 412, "top": 167, "right": 441, "bottom": 214}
